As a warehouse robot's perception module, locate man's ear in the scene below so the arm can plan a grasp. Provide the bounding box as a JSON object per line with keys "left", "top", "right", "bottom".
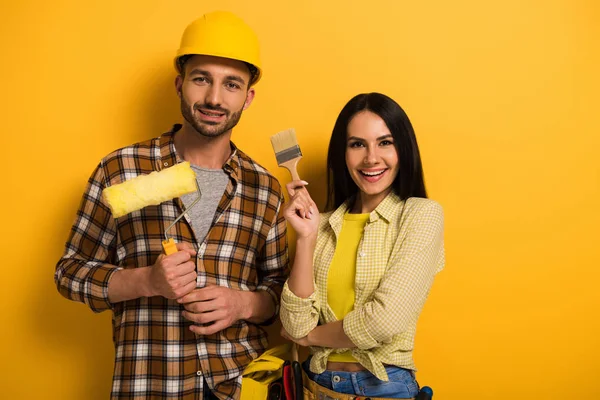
{"left": 243, "top": 88, "right": 255, "bottom": 111}
{"left": 175, "top": 75, "right": 183, "bottom": 98}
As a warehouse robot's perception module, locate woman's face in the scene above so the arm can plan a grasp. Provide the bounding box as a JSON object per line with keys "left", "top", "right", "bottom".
{"left": 345, "top": 111, "right": 399, "bottom": 204}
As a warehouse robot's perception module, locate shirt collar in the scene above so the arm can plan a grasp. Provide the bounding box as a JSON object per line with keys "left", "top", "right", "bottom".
{"left": 158, "top": 125, "right": 180, "bottom": 170}
{"left": 371, "top": 191, "right": 402, "bottom": 223}
{"left": 328, "top": 191, "right": 402, "bottom": 234}
{"left": 223, "top": 143, "right": 240, "bottom": 180}
{"left": 158, "top": 124, "right": 240, "bottom": 179}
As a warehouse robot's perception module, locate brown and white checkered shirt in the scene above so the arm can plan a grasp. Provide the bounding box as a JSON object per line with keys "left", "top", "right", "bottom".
{"left": 55, "top": 125, "right": 289, "bottom": 399}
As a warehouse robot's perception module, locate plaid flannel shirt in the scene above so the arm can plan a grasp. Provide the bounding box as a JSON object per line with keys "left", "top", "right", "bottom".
{"left": 55, "top": 125, "right": 289, "bottom": 399}
{"left": 280, "top": 193, "right": 444, "bottom": 380}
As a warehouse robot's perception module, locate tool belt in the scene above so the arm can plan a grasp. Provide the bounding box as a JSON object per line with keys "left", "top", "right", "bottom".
{"left": 301, "top": 369, "right": 415, "bottom": 400}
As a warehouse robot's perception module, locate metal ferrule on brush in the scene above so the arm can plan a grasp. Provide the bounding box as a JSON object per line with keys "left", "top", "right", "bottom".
{"left": 275, "top": 145, "right": 302, "bottom": 165}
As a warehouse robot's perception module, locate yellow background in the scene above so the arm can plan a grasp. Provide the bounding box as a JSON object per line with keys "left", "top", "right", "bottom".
{"left": 1, "top": 0, "right": 598, "bottom": 398}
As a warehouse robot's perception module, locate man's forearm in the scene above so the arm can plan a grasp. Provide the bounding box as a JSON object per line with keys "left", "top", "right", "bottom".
{"left": 241, "top": 290, "right": 276, "bottom": 324}
{"left": 108, "top": 267, "right": 152, "bottom": 303}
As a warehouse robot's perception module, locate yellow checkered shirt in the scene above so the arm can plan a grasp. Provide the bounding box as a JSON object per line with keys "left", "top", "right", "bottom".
{"left": 280, "top": 193, "right": 445, "bottom": 380}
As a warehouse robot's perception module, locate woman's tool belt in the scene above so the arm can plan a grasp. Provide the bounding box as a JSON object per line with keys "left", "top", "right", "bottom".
{"left": 301, "top": 370, "right": 415, "bottom": 400}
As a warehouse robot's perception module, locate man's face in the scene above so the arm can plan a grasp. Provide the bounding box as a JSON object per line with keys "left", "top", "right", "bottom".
{"left": 176, "top": 55, "right": 255, "bottom": 138}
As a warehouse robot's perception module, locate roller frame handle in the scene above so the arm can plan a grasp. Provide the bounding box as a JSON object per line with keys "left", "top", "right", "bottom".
{"left": 162, "top": 238, "right": 178, "bottom": 255}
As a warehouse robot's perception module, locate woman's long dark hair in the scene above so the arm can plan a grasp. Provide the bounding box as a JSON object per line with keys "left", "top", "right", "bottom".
{"left": 326, "top": 92, "right": 427, "bottom": 211}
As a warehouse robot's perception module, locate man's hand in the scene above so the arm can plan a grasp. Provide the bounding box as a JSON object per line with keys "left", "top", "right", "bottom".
{"left": 148, "top": 243, "right": 197, "bottom": 299}
{"left": 178, "top": 285, "right": 248, "bottom": 335}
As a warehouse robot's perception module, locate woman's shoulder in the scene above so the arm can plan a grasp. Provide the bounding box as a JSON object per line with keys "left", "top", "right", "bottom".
{"left": 399, "top": 197, "right": 444, "bottom": 231}
{"left": 402, "top": 197, "right": 444, "bottom": 220}
{"left": 405, "top": 197, "right": 442, "bottom": 211}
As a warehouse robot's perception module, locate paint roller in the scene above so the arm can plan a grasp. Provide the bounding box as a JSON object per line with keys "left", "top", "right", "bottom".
{"left": 101, "top": 161, "right": 201, "bottom": 255}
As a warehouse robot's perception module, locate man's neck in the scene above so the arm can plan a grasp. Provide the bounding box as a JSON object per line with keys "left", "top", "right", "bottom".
{"left": 174, "top": 124, "right": 233, "bottom": 169}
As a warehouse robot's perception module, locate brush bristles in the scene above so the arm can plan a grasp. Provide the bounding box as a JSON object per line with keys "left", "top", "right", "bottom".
{"left": 270, "top": 128, "right": 302, "bottom": 165}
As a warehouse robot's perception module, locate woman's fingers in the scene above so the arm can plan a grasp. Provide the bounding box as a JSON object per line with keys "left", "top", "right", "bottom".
{"left": 292, "top": 193, "right": 313, "bottom": 219}
{"left": 286, "top": 180, "right": 309, "bottom": 198}
{"left": 309, "top": 198, "right": 317, "bottom": 215}
{"left": 286, "top": 180, "right": 315, "bottom": 219}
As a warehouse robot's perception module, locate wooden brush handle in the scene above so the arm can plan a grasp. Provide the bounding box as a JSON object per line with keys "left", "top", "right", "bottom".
{"left": 280, "top": 158, "right": 301, "bottom": 181}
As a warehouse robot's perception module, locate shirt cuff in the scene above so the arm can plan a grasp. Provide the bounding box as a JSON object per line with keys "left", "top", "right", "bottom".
{"left": 280, "top": 281, "right": 318, "bottom": 312}
{"left": 254, "top": 284, "right": 281, "bottom": 326}
{"left": 87, "top": 264, "right": 121, "bottom": 313}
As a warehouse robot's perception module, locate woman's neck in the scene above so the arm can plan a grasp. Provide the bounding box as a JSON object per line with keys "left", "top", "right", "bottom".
{"left": 350, "top": 189, "right": 392, "bottom": 214}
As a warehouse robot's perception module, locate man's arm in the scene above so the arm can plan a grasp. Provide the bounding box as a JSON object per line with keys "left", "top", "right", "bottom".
{"left": 239, "top": 289, "right": 276, "bottom": 324}
{"left": 252, "top": 190, "right": 289, "bottom": 323}
{"left": 55, "top": 162, "right": 198, "bottom": 309}
{"left": 55, "top": 162, "right": 121, "bottom": 312}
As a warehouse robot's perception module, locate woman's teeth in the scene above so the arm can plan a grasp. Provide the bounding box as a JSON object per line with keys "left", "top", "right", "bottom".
{"left": 360, "top": 170, "right": 386, "bottom": 176}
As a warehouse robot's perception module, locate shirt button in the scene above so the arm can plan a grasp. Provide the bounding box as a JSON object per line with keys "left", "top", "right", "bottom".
{"left": 359, "top": 251, "right": 366, "bottom": 257}
{"left": 196, "top": 371, "right": 202, "bottom": 376}
{"left": 333, "top": 375, "right": 341, "bottom": 383}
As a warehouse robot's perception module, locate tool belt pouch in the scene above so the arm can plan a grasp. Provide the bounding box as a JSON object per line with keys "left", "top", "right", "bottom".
{"left": 241, "top": 344, "right": 304, "bottom": 400}
{"left": 241, "top": 344, "right": 291, "bottom": 400}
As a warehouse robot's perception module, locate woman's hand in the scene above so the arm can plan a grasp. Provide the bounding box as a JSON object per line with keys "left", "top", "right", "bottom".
{"left": 281, "top": 326, "right": 311, "bottom": 347}
{"left": 283, "top": 180, "right": 320, "bottom": 239}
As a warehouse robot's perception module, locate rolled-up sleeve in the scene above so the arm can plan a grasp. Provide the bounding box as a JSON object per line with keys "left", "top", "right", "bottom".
{"left": 280, "top": 281, "right": 321, "bottom": 339}
{"left": 344, "top": 202, "right": 445, "bottom": 349}
{"left": 55, "top": 161, "right": 120, "bottom": 313}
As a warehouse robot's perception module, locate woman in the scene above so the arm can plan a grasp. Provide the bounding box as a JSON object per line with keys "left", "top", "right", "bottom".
{"left": 279, "top": 92, "right": 445, "bottom": 399}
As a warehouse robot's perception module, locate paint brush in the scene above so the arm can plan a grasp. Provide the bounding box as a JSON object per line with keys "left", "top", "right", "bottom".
{"left": 270, "top": 128, "right": 302, "bottom": 181}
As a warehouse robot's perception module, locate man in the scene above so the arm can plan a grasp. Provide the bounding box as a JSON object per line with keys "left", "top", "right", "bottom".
{"left": 55, "top": 11, "right": 288, "bottom": 400}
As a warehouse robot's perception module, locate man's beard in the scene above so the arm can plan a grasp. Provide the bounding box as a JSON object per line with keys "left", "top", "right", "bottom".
{"left": 181, "top": 97, "right": 244, "bottom": 138}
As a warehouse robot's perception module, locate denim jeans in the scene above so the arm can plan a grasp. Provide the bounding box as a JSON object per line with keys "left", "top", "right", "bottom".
{"left": 303, "top": 358, "right": 419, "bottom": 399}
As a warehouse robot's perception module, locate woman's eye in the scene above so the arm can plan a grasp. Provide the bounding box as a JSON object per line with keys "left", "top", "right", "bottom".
{"left": 380, "top": 140, "right": 394, "bottom": 146}
{"left": 349, "top": 141, "right": 364, "bottom": 148}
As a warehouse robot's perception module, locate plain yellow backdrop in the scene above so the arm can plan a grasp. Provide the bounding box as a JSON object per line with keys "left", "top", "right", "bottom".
{"left": 1, "top": 0, "right": 598, "bottom": 399}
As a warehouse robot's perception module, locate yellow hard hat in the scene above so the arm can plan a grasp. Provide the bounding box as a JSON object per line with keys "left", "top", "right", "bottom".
{"left": 175, "top": 11, "right": 262, "bottom": 85}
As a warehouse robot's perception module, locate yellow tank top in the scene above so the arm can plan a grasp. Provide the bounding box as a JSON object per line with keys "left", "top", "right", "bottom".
{"left": 326, "top": 212, "right": 370, "bottom": 363}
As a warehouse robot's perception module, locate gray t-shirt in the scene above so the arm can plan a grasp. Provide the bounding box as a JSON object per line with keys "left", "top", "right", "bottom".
{"left": 180, "top": 165, "right": 229, "bottom": 245}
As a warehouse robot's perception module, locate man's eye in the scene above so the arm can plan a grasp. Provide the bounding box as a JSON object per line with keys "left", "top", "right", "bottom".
{"left": 193, "top": 77, "right": 207, "bottom": 83}
{"left": 226, "top": 82, "right": 241, "bottom": 90}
